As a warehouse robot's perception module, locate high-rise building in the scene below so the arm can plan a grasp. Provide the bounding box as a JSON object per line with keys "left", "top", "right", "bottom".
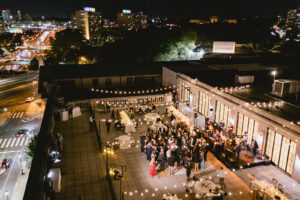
{"left": 1, "top": 9, "right": 11, "bottom": 23}
{"left": 17, "top": 10, "right": 22, "bottom": 21}
{"left": 285, "top": 7, "right": 300, "bottom": 39}
{"left": 117, "top": 10, "right": 147, "bottom": 30}
{"left": 71, "top": 7, "right": 102, "bottom": 40}
{"left": 0, "top": 18, "right": 5, "bottom": 32}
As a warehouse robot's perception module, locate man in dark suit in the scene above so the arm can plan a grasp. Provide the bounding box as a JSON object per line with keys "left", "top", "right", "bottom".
{"left": 140, "top": 133, "right": 146, "bottom": 152}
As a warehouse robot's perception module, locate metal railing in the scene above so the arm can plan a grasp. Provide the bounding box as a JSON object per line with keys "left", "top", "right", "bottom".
{"left": 89, "top": 100, "right": 117, "bottom": 200}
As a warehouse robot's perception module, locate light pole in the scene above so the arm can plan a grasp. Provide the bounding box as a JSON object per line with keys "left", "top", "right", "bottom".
{"left": 110, "top": 164, "right": 127, "bottom": 200}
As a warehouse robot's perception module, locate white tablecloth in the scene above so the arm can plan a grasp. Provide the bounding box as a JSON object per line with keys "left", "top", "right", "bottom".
{"left": 60, "top": 110, "right": 69, "bottom": 121}
{"left": 168, "top": 106, "right": 192, "bottom": 127}
{"left": 48, "top": 168, "right": 61, "bottom": 192}
{"left": 117, "top": 135, "right": 135, "bottom": 149}
{"left": 72, "top": 106, "right": 81, "bottom": 118}
{"left": 120, "top": 110, "right": 136, "bottom": 133}
{"left": 193, "top": 180, "right": 219, "bottom": 196}
{"left": 253, "top": 179, "right": 289, "bottom": 200}
{"left": 150, "top": 122, "right": 167, "bottom": 131}
{"left": 144, "top": 113, "right": 160, "bottom": 122}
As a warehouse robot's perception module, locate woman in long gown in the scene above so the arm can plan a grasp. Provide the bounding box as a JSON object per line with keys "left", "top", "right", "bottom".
{"left": 149, "top": 158, "right": 157, "bottom": 177}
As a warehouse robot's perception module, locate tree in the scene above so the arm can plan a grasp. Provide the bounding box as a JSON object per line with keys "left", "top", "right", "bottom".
{"left": 29, "top": 58, "right": 39, "bottom": 71}
{"left": 27, "top": 136, "right": 38, "bottom": 158}
{"left": 46, "top": 28, "right": 85, "bottom": 64}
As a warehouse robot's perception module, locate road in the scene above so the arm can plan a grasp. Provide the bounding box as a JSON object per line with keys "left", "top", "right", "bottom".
{"left": 0, "top": 74, "right": 44, "bottom": 200}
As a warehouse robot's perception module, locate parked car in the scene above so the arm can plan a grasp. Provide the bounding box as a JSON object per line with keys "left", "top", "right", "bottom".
{"left": 25, "top": 96, "right": 35, "bottom": 103}
{"left": 0, "top": 158, "right": 12, "bottom": 168}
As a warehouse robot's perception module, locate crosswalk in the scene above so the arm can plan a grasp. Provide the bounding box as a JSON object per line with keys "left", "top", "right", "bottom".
{"left": 11, "top": 112, "right": 25, "bottom": 119}
{"left": 0, "top": 137, "right": 30, "bottom": 149}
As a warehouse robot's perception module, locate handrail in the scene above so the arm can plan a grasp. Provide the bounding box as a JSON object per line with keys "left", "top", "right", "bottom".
{"left": 89, "top": 100, "right": 117, "bottom": 200}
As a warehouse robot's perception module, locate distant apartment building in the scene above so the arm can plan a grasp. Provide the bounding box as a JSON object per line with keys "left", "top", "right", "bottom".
{"left": 0, "top": 18, "right": 5, "bottom": 32}
{"left": 1, "top": 9, "right": 12, "bottom": 23}
{"left": 285, "top": 7, "right": 300, "bottom": 39}
{"left": 117, "top": 10, "right": 147, "bottom": 30}
{"left": 71, "top": 7, "right": 102, "bottom": 40}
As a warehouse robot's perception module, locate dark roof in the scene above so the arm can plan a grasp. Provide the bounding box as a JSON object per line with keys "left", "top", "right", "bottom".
{"left": 40, "top": 63, "right": 162, "bottom": 81}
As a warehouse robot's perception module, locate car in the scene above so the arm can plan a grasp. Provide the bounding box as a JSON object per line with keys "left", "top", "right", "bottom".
{"left": 16, "top": 129, "right": 31, "bottom": 137}
{"left": 0, "top": 158, "right": 12, "bottom": 168}
{"left": 25, "top": 97, "right": 35, "bottom": 103}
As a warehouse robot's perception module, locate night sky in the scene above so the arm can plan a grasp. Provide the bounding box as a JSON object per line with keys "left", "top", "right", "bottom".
{"left": 2, "top": 0, "right": 300, "bottom": 18}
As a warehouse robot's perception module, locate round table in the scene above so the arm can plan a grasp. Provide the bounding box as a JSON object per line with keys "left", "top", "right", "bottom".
{"left": 193, "top": 180, "right": 219, "bottom": 196}
{"left": 144, "top": 113, "right": 160, "bottom": 122}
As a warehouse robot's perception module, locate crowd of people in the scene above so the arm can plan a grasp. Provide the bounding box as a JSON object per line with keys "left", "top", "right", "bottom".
{"left": 140, "top": 114, "right": 209, "bottom": 179}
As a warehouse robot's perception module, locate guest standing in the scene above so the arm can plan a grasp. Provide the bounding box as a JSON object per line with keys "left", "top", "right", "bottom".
{"left": 149, "top": 158, "right": 157, "bottom": 177}
{"left": 140, "top": 133, "right": 146, "bottom": 152}
{"left": 106, "top": 119, "right": 111, "bottom": 132}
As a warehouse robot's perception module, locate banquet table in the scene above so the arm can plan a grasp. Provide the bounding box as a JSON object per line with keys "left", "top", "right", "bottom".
{"left": 119, "top": 110, "right": 136, "bottom": 133}
{"left": 252, "top": 179, "right": 289, "bottom": 200}
{"left": 167, "top": 106, "right": 192, "bottom": 127}
{"left": 144, "top": 113, "right": 160, "bottom": 122}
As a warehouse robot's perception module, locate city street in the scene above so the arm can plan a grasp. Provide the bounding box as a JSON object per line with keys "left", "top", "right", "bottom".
{"left": 0, "top": 74, "right": 44, "bottom": 200}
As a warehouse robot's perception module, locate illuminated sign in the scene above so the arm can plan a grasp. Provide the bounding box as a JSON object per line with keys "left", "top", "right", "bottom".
{"left": 122, "top": 9, "right": 131, "bottom": 14}
{"left": 84, "top": 7, "right": 96, "bottom": 12}
{"left": 213, "top": 41, "right": 235, "bottom": 54}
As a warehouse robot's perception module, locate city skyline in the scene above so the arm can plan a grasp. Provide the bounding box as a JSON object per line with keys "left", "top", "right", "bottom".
{"left": 1, "top": 0, "right": 300, "bottom": 18}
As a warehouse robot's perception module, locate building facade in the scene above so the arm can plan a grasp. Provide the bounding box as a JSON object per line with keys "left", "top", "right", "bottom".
{"left": 162, "top": 66, "right": 300, "bottom": 182}
{"left": 117, "top": 10, "right": 147, "bottom": 30}
{"left": 71, "top": 7, "right": 102, "bottom": 40}
{"left": 1, "top": 9, "right": 11, "bottom": 23}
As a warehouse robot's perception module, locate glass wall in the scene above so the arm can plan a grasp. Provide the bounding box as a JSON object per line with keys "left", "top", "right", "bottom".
{"left": 181, "top": 84, "right": 190, "bottom": 103}
{"left": 198, "top": 91, "right": 210, "bottom": 116}
{"left": 265, "top": 128, "right": 297, "bottom": 174}
{"left": 215, "top": 101, "right": 231, "bottom": 127}
{"left": 236, "top": 113, "right": 258, "bottom": 144}
{"left": 272, "top": 133, "right": 282, "bottom": 165}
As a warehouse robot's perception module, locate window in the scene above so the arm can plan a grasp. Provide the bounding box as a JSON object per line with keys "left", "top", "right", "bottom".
{"left": 105, "top": 78, "right": 112, "bottom": 88}
{"left": 215, "top": 101, "right": 231, "bottom": 127}
{"left": 286, "top": 141, "right": 296, "bottom": 174}
{"left": 272, "top": 133, "right": 282, "bottom": 165}
{"left": 237, "top": 113, "right": 243, "bottom": 135}
{"left": 279, "top": 137, "right": 290, "bottom": 171}
{"left": 198, "top": 91, "right": 210, "bottom": 116}
{"left": 265, "top": 129, "right": 275, "bottom": 158}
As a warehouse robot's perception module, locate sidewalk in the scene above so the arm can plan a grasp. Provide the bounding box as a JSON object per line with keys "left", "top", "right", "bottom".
{"left": 55, "top": 109, "right": 112, "bottom": 200}
{"left": 11, "top": 161, "right": 31, "bottom": 200}
{"left": 0, "top": 112, "right": 12, "bottom": 127}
